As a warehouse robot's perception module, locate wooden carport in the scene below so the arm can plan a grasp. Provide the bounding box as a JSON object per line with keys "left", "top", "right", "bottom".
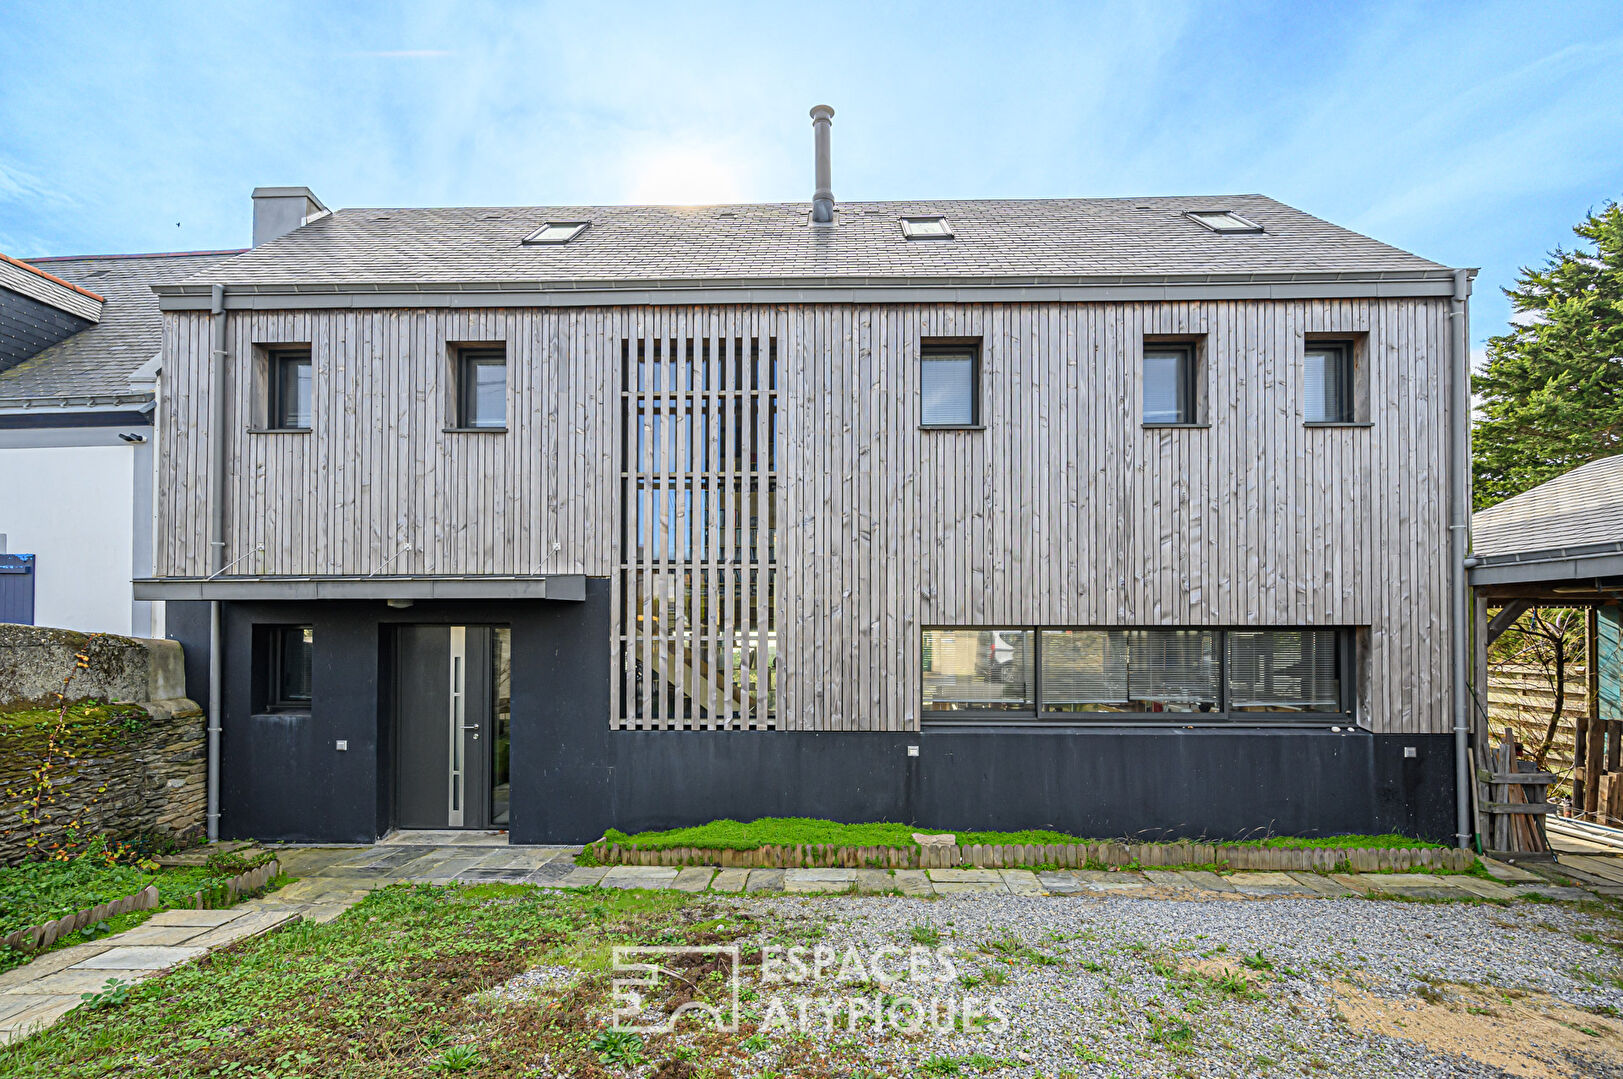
{"left": 1470, "top": 455, "right": 1623, "bottom": 850}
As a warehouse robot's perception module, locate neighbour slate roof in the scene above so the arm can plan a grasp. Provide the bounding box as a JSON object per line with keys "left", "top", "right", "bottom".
{"left": 1473, "top": 455, "right": 1623, "bottom": 559}
{"left": 0, "top": 251, "right": 237, "bottom": 402}
{"left": 180, "top": 195, "right": 1448, "bottom": 290}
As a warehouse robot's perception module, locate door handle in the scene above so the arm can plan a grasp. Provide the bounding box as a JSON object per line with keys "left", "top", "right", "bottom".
{"left": 462, "top": 724, "right": 480, "bottom": 740}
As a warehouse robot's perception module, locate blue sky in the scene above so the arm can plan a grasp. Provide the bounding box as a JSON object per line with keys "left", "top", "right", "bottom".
{"left": 1, "top": 1, "right": 1620, "bottom": 349}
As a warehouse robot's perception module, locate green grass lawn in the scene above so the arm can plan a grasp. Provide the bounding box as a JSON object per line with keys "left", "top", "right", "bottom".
{"left": 0, "top": 854, "right": 286, "bottom": 974}
{"left": 597, "top": 817, "right": 1444, "bottom": 852}
{"left": 0, "top": 884, "right": 706, "bottom": 1078}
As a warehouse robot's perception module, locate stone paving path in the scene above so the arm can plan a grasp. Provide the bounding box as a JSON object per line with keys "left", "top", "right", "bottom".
{"left": 555, "top": 859, "right": 1595, "bottom": 902}
{"left": 0, "top": 843, "right": 1602, "bottom": 1047}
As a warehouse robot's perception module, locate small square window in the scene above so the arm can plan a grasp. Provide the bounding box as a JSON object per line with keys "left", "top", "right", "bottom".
{"left": 456, "top": 348, "right": 506, "bottom": 429}
{"left": 268, "top": 625, "right": 313, "bottom": 712}
{"left": 522, "top": 221, "right": 589, "bottom": 244}
{"left": 920, "top": 345, "right": 979, "bottom": 427}
{"left": 900, "top": 216, "right": 953, "bottom": 240}
{"left": 1304, "top": 341, "right": 1355, "bottom": 423}
{"left": 267, "top": 348, "right": 312, "bottom": 430}
{"left": 1143, "top": 344, "right": 1197, "bottom": 425}
{"left": 1185, "top": 210, "right": 1263, "bottom": 234}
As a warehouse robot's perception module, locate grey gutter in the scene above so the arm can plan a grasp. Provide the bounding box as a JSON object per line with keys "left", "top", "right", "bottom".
{"left": 154, "top": 269, "right": 1463, "bottom": 311}
{"left": 1468, "top": 546, "right": 1623, "bottom": 587}
{"left": 0, "top": 392, "right": 154, "bottom": 414}
{"left": 133, "top": 574, "right": 587, "bottom": 601}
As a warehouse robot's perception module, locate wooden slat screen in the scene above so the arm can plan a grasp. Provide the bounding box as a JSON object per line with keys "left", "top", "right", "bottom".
{"left": 615, "top": 333, "right": 778, "bottom": 729}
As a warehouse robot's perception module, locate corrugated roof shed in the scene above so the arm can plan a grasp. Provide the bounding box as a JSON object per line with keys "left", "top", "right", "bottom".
{"left": 177, "top": 195, "right": 1447, "bottom": 289}
{"left": 1473, "top": 455, "right": 1623, "bottom": 560}
{"left": 0, "top": 251, "right": 236, "bottom": 402}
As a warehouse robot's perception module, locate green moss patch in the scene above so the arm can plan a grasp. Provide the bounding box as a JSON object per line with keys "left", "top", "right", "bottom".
{"left": 597, "top": 817, "right": 1441, "bottom": 853}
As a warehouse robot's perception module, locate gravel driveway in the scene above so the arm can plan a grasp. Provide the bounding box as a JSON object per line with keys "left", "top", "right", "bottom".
{"left": 608, "top": 891, "right": 1623, "bottom": 1078}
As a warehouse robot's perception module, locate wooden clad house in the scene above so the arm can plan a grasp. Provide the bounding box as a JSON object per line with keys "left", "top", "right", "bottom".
{"left": 137, "top": 119, "right": 1475, "bottom": 844}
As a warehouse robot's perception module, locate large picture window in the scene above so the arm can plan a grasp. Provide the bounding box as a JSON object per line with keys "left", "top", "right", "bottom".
{"left": 923, "top": 626, "right": 1352, "bottom": 723}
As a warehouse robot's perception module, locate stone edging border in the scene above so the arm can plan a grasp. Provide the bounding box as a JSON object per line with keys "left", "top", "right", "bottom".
{"left": 185, "top": 860, "right": 281, "bottom": 909}
{"left": 1, "top": 885, "right": 160, "bottom": 953}
{"left": 0, "top": 858, "right": 281, "bottom": 955}
{"left": 585, "top": 841, "right": 1475, "bottom": 874}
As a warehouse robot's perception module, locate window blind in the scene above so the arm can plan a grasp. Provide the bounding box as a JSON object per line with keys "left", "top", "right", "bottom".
{"left": 1305, "top": 346, "right": 1351, "bottom": 423}
{"left": 1226, "top": 630, "right": 1341, "bottom": 710}
{"left": 1040, "top": 629, "right": 1128, "bottom": 704}
{"left": 1128, "top": 629, "right": 1219, "bottom": 705}
{"left": 921, "top": 353, "right": 976, "bottom": 426}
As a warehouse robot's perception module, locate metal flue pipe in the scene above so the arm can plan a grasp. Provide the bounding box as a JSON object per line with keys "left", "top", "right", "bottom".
{"left": 810, "top": 105, "right": 835, "bottom": 224}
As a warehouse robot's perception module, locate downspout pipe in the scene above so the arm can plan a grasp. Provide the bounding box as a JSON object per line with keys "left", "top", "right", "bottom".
{"left": 207, "top": 283, "right": 227, "bottom": 841}
{"left": 1448, "top": 267, "right": 1474, "bottom": 849}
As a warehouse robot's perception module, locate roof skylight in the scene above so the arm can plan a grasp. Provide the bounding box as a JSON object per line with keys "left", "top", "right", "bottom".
{"left": 900, "top": 216, "right": 954, "bottom": 240}
{"left": 1185, "top": 210, "right": 1263, "bottom": 235}
{"left": 522, "top": 221, "right": 589, "bottom": 245}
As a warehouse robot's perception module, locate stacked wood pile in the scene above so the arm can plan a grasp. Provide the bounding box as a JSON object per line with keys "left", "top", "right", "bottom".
{"left": 1479, "top": 729, "right": 1555, "bottom": 854}
{"left": 584, "top": 840, "right": 1475, "bottom": 873}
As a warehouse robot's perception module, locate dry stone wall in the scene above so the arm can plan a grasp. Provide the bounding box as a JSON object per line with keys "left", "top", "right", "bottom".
{"left": 1, "top": 626, "right": 204, "bottom": 865}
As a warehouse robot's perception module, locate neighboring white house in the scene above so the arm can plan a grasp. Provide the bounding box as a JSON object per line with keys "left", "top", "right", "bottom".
{"left": 0, "top": 249, "right": 237, "bottom": 634}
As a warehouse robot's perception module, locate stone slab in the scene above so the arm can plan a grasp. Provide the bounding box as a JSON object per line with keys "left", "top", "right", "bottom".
{"left": 744, "top": 869, "right": 785, "bottom": 893}
{"left": 300, "top": 903, "right": 355, "bottom": 925}
{"left": 784, "top": 869, "right": 857, "bottom": 893}
{"left": 0, "top": 943, "right": 112, "bottom": 989}
{"left": 0, "top": 994, "right": 59, "bottom": 1023}
{"left": 708, "top": 869, "right": 750, "bottom": 893}
{"left": 933, "top": 881, "right": 1008, "bottom": 895}
{"left": 12, "top": 966, "right": 153, "bottom": 996}
{"left": 0, "top": 995, "right": 79, "bottom": 1038}
{"left": 854, "top": 869, "right": 898, "bottom": 894}
{"left": 1000, "top": 870, "right": 1044, "bottom": 896}
{"left": 1035, "top": 871, "right": 1082, "bottom": 895}
{"left": 1514, "top": 884, "right": 1592, "bottom": 901}
{"left": 1330, "top": 873, "right": 1374, "bottom": 893}
{"left": 558, "top": 866, "right": 609, "bottom": 888}
{"left": 600, "top": 867, "right": 679, "bottom": 890}
{"left": 1141, "top": 870, "right": 1201, "bottom": 891}
{"left": 186, "top": 910, "right": 300, "bottom": 948}
{"left": 1478, "top": 856, "right": 1542, "bottom": 883}
{"left": 147, "top": 908, "right": 246, "bottom": 928}
{"left": 1177, "top": 870, "right": 1236, "bottom": 893}
{"left": 1284, "top": 872, "right": 1356, "bottom": 897}
{"left": 1073, "top": 870, "right": 1148, "bottom": 892}
{"left": 72, "top": 945, "right": 207, "bottom": 970}
{"left": 103, "top": 923, "right": 211, "bottom": 946}
{"left": 892, "top": 870, "right": 934, "bottom": 897}
{"left": 1223, "top": 872, "right": 1310, "bottom": 895}
{"left": 1447, "top": 876, "right": 1519, "bottom": 901}
{"left": 671, "top": 868, "right": 716, "bottom": 893}
{"left": 928, "top": 869, "right": 1003, "bottom": 884}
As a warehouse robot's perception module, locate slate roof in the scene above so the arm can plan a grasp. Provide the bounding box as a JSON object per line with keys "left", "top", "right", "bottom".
{"left": 178, "top": 195, "right": 1449, "bottom": 290}
{"left": 1473, "top": 455, "right": 1623, "bottom": 560}
{"left": 0, "top": 251, "right": 237, "bottom": 402}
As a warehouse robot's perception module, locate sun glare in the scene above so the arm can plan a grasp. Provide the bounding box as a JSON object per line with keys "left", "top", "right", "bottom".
{"left": 622, "top": 144, "right": 752, "bottom": 206}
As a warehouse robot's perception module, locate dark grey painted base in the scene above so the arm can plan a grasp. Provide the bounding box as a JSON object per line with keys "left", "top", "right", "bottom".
{"left": 166, "top": 583, "right": 1457, "bottom": 847}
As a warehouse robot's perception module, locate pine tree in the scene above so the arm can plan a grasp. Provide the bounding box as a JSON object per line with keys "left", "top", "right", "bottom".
{"left": 1473, "top": 201, "right": 1623, "bottom": 509}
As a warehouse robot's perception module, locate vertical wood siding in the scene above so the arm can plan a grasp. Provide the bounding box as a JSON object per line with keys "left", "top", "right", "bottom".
{"left": 155, "top": 298, "right": 1452, "bottom": 736}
